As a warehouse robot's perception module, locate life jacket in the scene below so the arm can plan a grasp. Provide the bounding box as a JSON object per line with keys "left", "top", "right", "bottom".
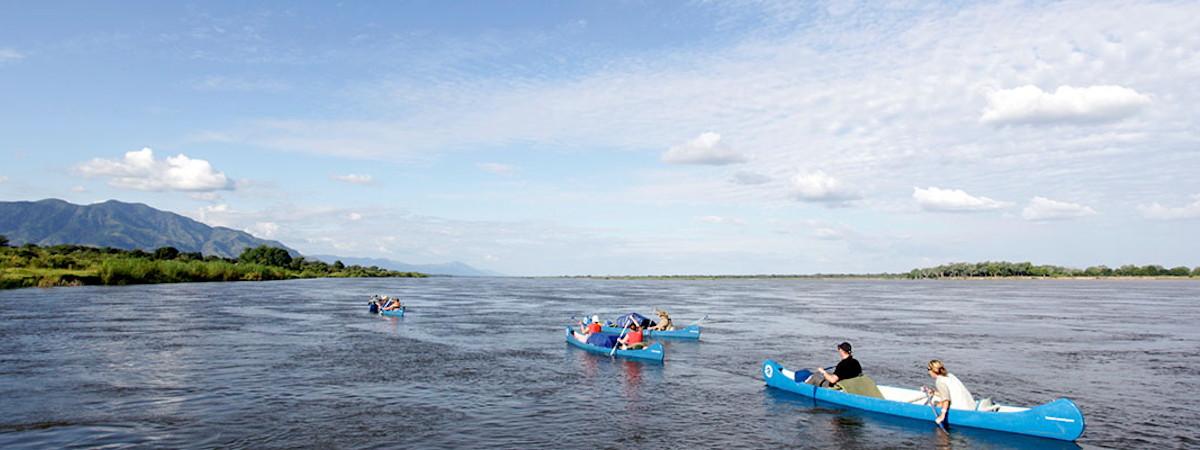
{"left": 625, "top": 330, "right": 643, "bottom": 344}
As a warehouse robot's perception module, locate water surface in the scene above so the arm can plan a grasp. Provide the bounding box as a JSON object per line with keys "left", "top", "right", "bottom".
{"left": 1, "top": 278, "right": 1197, "bottom": 448}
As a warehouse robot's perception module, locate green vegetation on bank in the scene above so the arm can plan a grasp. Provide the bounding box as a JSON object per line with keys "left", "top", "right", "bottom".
{"left": 0, "top": 236, "right": 425, "bottom": 290}
{"left": 561, "top": 261, "right": 1199, "bottom": 280}
{"left": 907, "top": 261, "right": 1199, "bottom": 279}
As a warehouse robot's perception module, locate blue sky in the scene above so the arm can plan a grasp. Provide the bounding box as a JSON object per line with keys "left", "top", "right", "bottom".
{"left": 2, "top": 1, "right": 1197, "bottom": 275}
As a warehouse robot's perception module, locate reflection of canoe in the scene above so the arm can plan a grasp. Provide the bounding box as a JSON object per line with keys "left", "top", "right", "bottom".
{"left": 379, "top": 307, "right": 405, "bottom": 317}
{"left": 761, "top": 359, "right": 1085, "bottom": 442}
{"left": 600, "top": 324, "right": 700, "bottom": 340}
{"left": 564, "top": 328, "right": 664, "bottom": 362}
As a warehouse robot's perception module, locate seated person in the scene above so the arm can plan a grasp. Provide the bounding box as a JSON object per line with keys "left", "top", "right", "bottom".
{"left": 649, "top": 310, "right": 676, "bottom": 331}
{"left": 807, "top": 342, "right": 861, "bottom": 387}
{"left": 922, "top": 359, "right": 977, "bottom": 424}
{"left": 381, "top": 296, "right": 403, "bottom": 311}
{"left": 577, "top": 315, "right": 603, "bottom": 335}
{"left": 618, "top": 323, "right": 646, "bottom": 350}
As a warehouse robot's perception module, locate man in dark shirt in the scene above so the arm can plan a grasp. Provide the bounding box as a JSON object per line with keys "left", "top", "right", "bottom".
{"left": 816, "top": 342, "right": 861, "bottom": 387}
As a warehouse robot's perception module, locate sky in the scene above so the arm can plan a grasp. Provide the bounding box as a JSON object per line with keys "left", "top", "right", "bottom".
{"left": 1, "top": 0, "right": 1197, "bottom": 276}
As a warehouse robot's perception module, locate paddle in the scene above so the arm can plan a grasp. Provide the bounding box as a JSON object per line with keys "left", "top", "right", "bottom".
{"left": 923, "top": 391, "right": 949, "bottom": 431}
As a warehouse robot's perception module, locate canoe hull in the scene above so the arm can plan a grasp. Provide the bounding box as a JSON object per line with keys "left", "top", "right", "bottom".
{"left": 600, "top": 324, "right": 701, "bottom": 340}
{"left": 761, "top": 359, "right": 1084, "bottom": 442}
{"left": 379, "top": 308, "right": 405, "bottom": 317}
{"left": 565, "top": 328, "right": 664, "bottom": 362}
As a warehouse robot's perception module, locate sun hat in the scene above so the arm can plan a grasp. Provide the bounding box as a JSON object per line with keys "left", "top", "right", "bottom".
{"left": 591, "top": 315, "right": 601, "bottom": 323}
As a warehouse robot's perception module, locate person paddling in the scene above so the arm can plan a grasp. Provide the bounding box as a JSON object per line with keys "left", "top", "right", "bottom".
{"left": 577, "top": 315, "right": 603, "bottom": 335}
{"left": 921, "top": 359, "right": 977, "bottom": 425}
{"left": 618, "top": 322, "right": 646, "bottom": 350}
{"left": 381, "top": 296, "right": 403, "bottom": 311}
{"left": 807, "top": 342, "right": 861, "bottom": 387}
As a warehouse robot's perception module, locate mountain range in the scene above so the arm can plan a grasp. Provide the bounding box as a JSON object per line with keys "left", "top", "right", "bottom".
{"left": 0, "top": 199, "right": 499, "bottom": 275}
{"left": 0, "top": 199, "right": 294, "bottom": 258}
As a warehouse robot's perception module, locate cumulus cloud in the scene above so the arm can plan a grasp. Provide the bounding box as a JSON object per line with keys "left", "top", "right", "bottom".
{"left": 913, "top": 187, "right": 1009, "bottom": 212}
{"left": 477, "top": 162, "right": 517, "bottom": 175}
{"left": 662, "top": 132, "right": 747, "bottom": 165}
{"left": 1021, "top": 196, "right": 1097, "bottom": 221}
{"left": 332, "top": 174, "right": 374, "bottom": 185}
{"left": 77, "top": 148, "right": 234, "bottom": 192}
{"left": 1139, "top": 195, "right": 1200, "bottom": 220}
{"left": 980, "top": 85, "right": 1151, "bottom": 126}
{"left": 0, "top": 48, "right": 23, "bottom": 62}
{"left": 790, "top": 170, "right": 860, "bottom": 204}
{"left": 246, "top": 222, "right": 279, "bottom": 238}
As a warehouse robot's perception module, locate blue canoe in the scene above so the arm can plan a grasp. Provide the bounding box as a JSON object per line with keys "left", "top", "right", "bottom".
{"left": 564, "top": 327, "right": 664, "bottom": 362}
{"left": 379, "top": 307, "right": 405, "bottom": 317}
{"left": 600, "top": 324, "right": 701, "bottom": 340}
{"left": 761, "top": 360, "right": 1084, "bottom": 441}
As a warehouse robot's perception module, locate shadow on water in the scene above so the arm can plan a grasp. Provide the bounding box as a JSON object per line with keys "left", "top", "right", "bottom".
{"left": 763, "top": 387, "right": 1083, "bottom": 450}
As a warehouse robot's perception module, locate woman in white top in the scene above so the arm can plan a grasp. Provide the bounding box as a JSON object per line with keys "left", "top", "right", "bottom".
{"left": 921, "top": 359, "right": 976, "bottom": 425}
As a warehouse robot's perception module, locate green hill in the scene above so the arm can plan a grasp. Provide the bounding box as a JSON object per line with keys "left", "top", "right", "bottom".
{"left": 0, "top": 199, "right": 295, "bottom": 258}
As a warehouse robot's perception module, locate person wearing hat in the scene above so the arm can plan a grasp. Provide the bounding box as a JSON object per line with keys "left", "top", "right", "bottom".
{"left": 809, "top": 342, "right": 861, "bottom": 387}
{"left": 577, "top": 315, "right": 603, "bottom": 336}
{"left": 648, "top": 310, "right": 676, "bottom": 331}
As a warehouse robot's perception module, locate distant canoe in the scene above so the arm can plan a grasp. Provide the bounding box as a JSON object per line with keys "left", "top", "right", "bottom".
{"left": 379, "top": 307, "right": 405, "bottom": 317}
{"left": 564, "top": 327, "right": 664, "bottom": 362}
{"left": 600, "top": 324, "right": 700, "bottom": 340}
{"left": 761, "top": 359, "right": 1084, "bottom": 441}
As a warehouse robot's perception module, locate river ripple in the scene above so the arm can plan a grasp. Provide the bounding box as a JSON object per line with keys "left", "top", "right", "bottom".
{"left": 1, "top": 278, "right": 1197, "bottom": 449}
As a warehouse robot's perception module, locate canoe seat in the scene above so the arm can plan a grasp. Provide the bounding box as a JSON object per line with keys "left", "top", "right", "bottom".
{"left": 835, "top": 375, "right": 884, "bottom": 399}
{"left": 976, "top": 397, "right": 1000, "bottom": 412}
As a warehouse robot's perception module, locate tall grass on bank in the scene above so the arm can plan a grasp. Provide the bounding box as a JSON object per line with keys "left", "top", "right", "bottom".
{"left": 96, "top": 258, "right": 289, "bottom": 285}
{"left": 0, "top": 242, "right": 426, "bottom": 290}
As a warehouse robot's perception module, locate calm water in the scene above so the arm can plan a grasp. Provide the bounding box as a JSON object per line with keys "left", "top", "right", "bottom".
{"left": 1, "top": 278, "right": 1197, "bottom": 449}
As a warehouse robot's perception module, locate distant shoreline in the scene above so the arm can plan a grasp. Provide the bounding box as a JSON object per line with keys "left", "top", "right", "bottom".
{"left": 555, "top": 275, "right": 1199, "bottom": 281}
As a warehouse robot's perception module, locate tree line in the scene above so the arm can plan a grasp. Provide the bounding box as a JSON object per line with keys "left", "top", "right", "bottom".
{"left": 906, "top": 261, "right": 1199, "bottom": 279}
{"left": 0, "top": 236, "right": 425, "bottom": 289}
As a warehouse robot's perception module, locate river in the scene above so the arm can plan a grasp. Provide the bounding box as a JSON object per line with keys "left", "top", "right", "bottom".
{"left": 1, "top": 278, "right": 1196, "bottom": 449}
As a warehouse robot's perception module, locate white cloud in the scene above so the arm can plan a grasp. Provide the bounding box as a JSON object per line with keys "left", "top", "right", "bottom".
{"left": 192, "top": 75, "right": 290, "bottom": 92}
{"left": 332, "top": 174, "right": 374, "bottom": 185}
{"left": 662, "top": 132, "right": 747, "bottom": 165}
{"left": 189, "top": 192, "right": 222, "bottom": 202}
{"left": 790, "top": 170, "right": 860, "bottom": 204}
{"left": 1139, "top": 195, "right": 1200, "bottom": 220}
{"left": 477, "top": 162, "right": 517, "bottom": 176}
{"left": 70, "top": 185, "right": 87, "bottom": 193}
{"left": 698, "top": 215, "right": 746, "bottom": 225}
{"left": 913, "top": 187, "right": 1010, "bottom": 212}
{"left": 0, "top": 48, "right": 23, "bottom": 62}
{"left": 1021, "top": 196, "right": 1097, "bottom": 221}
{"left": 77, "top": 148, "right": 234, "bottom": 192}
{"left": 246, "top": 222, "right": 279, "bottom": 238}
{"left": 347, "top": 212, "right": 363, "bottom": 221}
{"left": 0, "top": 175, "right": 8, "bottom": 183}
{"left": 980, "top": 85, "right": 1151, "bottom": 126}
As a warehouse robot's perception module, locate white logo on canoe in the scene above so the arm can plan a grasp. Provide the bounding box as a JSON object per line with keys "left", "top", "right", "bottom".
{"left": 764, "top": 365, "right": 774, "bottom": 379}
{"left": 1044, "top": 416, "right": 1075, "bottom": 423}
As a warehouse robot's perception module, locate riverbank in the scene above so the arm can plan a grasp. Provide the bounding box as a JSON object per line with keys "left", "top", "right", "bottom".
{"left": 0, "top": 244, "right": 426, "bottom": 290}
